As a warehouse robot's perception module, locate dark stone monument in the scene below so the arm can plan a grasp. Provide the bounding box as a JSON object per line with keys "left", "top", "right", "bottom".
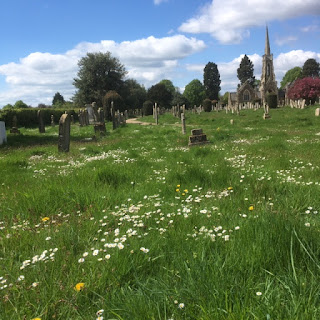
{"left": 10, "top": 116, "right": 20, "bottom": 134}
{"left": 58, "top": 114, "right": 71, "bottom": 152}
{"left": 37, "top": 110, "right": 45, "bottom": 133}
{"left": 188, "top": 128, "right": 209, "bottom": 146}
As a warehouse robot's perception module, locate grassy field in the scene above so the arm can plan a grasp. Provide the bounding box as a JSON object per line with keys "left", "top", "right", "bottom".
{"left": 1, "top": 106, "right": 320, "bottom": 319}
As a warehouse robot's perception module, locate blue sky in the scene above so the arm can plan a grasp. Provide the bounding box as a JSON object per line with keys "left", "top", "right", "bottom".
{"left": 0, "top": 0, "right": 319, "bottom": 107}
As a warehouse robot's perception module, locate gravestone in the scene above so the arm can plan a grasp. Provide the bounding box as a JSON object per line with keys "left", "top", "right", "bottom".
{"left": 58, "top": 114, "right": 70, "bottom": 152}
{"left": 51, "top": 115, "right": 55, "bottom": 127}
{"left": 86, "top": 104, "right": 95, "bottom": 124}
{"left": 188, "top": 128, "right": 209, "bottom": 146}
{"left": 315, "top": 108, "right": 320, "bottom": 117}
{"left": 92, "top": 102, "right": 100, "bottom": 123}
{"left": 181, "top": 113, "right": 186, "bottom": 134}
{"left": 10, "top": 115, "right": 20, "bottom": 134}
{"left": 37, "top": 110, "right": 45, "bottom": 133}
{"left": 0, "top": 121, "right": 7, "bottom": 145}
{"left": 230, "top": 119, "right": 234, "bottom": 125}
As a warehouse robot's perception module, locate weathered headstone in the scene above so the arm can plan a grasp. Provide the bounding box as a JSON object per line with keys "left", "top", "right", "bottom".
{"left": 315, "top": 108, "right": 320, "bottom": 117}
{"left": 230, "top": 119, "right": 234, "bottom": 125}
{"left": 111, "top": 101, "right": 117, "bottom": 130}
{"left": 86, "top": 104, "right": 95, "bottom": 124}
{"left": 0, "top": 121, "right": 7, "bottom": 145}
{"left": 58, "top": 114, "right": 71, "bottom": 152}
{"left": 10, "top": 116, "right": 20, "bottom": 134}
{"left": 37, "top": 110, "right": 45, "bottom": 133}
{"left": 181, "top": 113, "right": 186, "bottom": 134}
{"left": 51, "top": 115, "right": 55, "bottom": 127}
{"left": 188, "top": 128, "right": 209, "bottom": 146}
{"left": 154, "top": 103, "right": 159, "bottom": 125}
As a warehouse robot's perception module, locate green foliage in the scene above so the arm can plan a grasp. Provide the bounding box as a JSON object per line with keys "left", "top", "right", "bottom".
{"left": 222, "top": 92, "right": 229, "bottom": 105}
{"left": 121, "top": 79, "right": 146, "bottom": 110}
{"left": 280, "top": 66, "right": 302, "bottom": 89}
{"left": 0, "top": 108, "right": 78, "bottom": 128}
{"left": 2, "top": 103, "right": 13, "bottom": 110}
{"left": 267, "top": 93, "right": 278, "bottom": 108}
{"left": 203, "top": 98, "right": 212, "bottom": 112}
{"left": 52, "top": 92, "right": 65, "bottom": 106}
{"left": 73, "top": 52, "right": 127, "bottom": 107}
{"left": 172, "top": 90, "right": 189, "bottom": 107}
{"left": 158, "top": 79, "right": 175, "bottom": 97}
{"left": 14, "top": 100, "right": 29, "bottom": 109}
{"left": 183, "top": 79, "right": 205, "bottom": 107}
{"left": 237, "top": 54, "right": 255, "bottom": 86}
{"left": 147, "top": 83, "right": 172, "bottom": 108}
{"left": 302, "top": 58, "right": 320, "bottom": 78}
{"left": 142, "top": 100, "right": 154, "bottom": 116}
{"left": 203, "top": 62, "right": 221, "bottom": 100}
{"left": 104, "top": 90, "right": 124, "bottom": 119}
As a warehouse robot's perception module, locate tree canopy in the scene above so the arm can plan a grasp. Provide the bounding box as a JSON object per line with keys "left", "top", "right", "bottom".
{"left": 14, "top": 100, "right": 29, "bottom": 109}
{"left": 52, "top": 92, "right": 65, "bottom": 106}
{"left": 183, "top": 79, "right": 205, "bottom": 107}
{"left": 73, "top": 52, "right": 127, "bottom": 107}
{"left": 302, "top": 58, "right": 320, "bottom": 78}
{"left": 203, "top": 62, "right": 221, "bottom": 100}
{"left": 147, "top": 83, "right": 173, "bottom": 108}
{"left": 237, "top": 55, "right": 255, "bottom": 86}
{"left": 159, "top": 79, "right": 176, "bottom": 97}
{"left": 280, "top": 67, "right": 302, "bottom": 89}
{"left": 287, "top": 77, "right": 320, "bottom": 104}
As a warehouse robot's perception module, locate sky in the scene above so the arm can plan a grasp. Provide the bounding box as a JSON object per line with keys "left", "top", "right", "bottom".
{"left": 0, "top": 0, "right": 320, "bottom": 107}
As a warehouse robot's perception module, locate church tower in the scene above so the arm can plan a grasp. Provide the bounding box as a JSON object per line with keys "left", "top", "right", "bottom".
{"left": 260, "top": 26, "right": 278, "bottom": 104}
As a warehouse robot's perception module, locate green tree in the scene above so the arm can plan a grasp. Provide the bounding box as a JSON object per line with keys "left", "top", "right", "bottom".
{"left": 73, "top": 52, "right": 127, "bottom": 107}
{"left": 172, "top": 90, "right": 189, "bottom": 107}
{"left": 183, "top": 79, "right": 205, "bottom": 107}
{"left": 237, "top": 54, "right": 255, "bottom": 86}
{"left": 159, "top": 79, "right": 176, "bottom": 98}
{"left": 2, "top": 104, "right": 13, "bottom": 110}
{"left": 121, "top": 79, "right": 146, "bottom": 110}
{"left": 104, "top": 90, "right": 124, "bottom": 118}
{"left": 14, "top": 100, "right": 29, "bottom": 109}
{"left": 147, "top": 83, "right": 173, "bottom": 108}
{"left": 52, "top": 92, "right": 65, "bottom": 106}
{"left": 302, "top": 58, "right": 320, "bottom": 78}
{"left": 280, "top": 67, "right": 302, "bottom": 89}
{"left": 222, "top": 92, "right": 229, "bottom": 105}
{"left": 203, "top": 62, "right": 221, "bottom": 100}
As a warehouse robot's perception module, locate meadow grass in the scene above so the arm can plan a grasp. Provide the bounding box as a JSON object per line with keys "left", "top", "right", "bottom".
{"left": 1, "top": 106, "right": 320, "bottom": 319}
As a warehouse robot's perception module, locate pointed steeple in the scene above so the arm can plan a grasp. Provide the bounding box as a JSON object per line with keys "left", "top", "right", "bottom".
{"left": 265, "top": 26, "right": 270, "bottom": 55}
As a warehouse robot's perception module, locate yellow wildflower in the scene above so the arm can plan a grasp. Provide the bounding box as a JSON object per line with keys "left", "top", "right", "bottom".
{"left": 176, "top": 189, "right": 180, "bottom": 192}
{"left": 74, "top": 282, "right": 85, "bottom": 291}
{"left": 41, "top": 217, "right": 50, "bottom": 222}
{"left": 249, "top": 206, "right": 254, "bottom": 211}
{"left": 32, "top": 318, "right": 41, "bottom": 320}
{"left": 177, "top": 184, "right": 180, "bottom": 187}
{"left": 184, "top": 189, "right": 188, "bottom": 193}
{"left": 227, "top": 187, "right": 233, "bottom": 190}
{"left": 182, "top": 193, "right": 185, "bottom": 196}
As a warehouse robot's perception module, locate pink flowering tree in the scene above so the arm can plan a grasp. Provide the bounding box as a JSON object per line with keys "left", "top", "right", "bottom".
{"left": 287, "top": 77, "right": 320, "bottom": 104}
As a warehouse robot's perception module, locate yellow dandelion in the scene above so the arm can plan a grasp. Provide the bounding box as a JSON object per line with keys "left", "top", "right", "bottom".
{"left": 74, "top": 282, "right": 85, "bottom": 291}
{"left": 184, "top": 189, "right": 188, "bottom": 193}
{"left": 41, "top": 217, "right": 50, "bottom": 222}
{"left": 249, "top": 205, "right": 254, "bottom": 211}
{"left": 176, "top": 189, "right": 180, "bottom": 192}
{"left": 216, "top": 127, "right": 220, "bottom": 132}
{"left": 32, "top": 318, "right": 41, "bottom": 320}
{"left": 177, "top": 184, "right": 180, "bottom": 187}
{"left": 227, "top": 187, "right": 233, "bottom": 190}
{"left": 182, "top": 193, "right": 185, "bottom": 196}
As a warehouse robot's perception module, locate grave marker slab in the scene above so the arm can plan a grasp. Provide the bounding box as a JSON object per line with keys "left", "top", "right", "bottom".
{"left": 58, "top": 114, "right": 70, "bottom": 152}
{"left": 0, "top": 121, "right": 7, "bottom": 145}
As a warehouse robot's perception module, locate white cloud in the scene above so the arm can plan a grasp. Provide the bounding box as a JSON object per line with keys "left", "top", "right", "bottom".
{"left": 0, "top": 35, "right": 206, "bottom": 106}
{"left": 275, "top": 36, "right": 298, "bottom": 46}
{"left": 154, "top": 0, "right": 168, "bottom": 5}
{"left": 179, "top": 0, "right": 320, "bottom": 44}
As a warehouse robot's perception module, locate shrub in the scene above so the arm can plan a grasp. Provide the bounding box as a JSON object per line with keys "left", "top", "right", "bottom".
{"left": 203, "top": 99, "right": 212, "bottom": 112}
{"left": 142, "top": 100, "right": 154, "bottom": 116}
{"left": 266, "top": 93, "right": 278, "bottom": 108}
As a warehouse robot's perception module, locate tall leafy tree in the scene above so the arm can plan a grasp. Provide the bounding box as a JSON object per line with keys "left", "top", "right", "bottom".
{"left": 52, "top": 92, "right": 65, "bottom": 106}
{"left": 147, "top": 83, "right": 173, "bottom": 108}
{"left": 183, "top": 79, "right": 205, "bottom": 107}
{"left": 14, "top": 100, "right": 29, "bottom": 109}
{"left": 280, "top": 67, "right": 302, "bottom": 89}
{"left": 121, "top": 79, "right": 146, "bottom": 110}
{"left": 73, "top": 52, "right": 127, "bottom": 106}
{"left": 237, "top": 54, "right": 255, "bottom": 86}
{"left": 302, "top": 58, "right": 320, "bottom": 78}
{"left": 287, "top": 77, "right": 320, "bottom": 104}
{"left": 203, "top": 62, "right": 221, "bottom": 100}
{"left": 159, "top": 79, "right": 176, "bottom": 98}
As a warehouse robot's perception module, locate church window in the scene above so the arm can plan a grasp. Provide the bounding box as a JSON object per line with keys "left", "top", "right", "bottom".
{"left": 243, "top": 90, "right": 250, "bottom": 101}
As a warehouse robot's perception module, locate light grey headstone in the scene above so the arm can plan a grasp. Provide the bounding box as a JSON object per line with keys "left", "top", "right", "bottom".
{"left": 58, "top": 114, "right": 70, "bottom": 152}
{"left": 0, "top": 121, "right": 7, "bottom": 145}
{"left": 315, "top": 108, "right": 320, "bottom": 117}
{"left": 86, "top": 104, "right": 95, "bottom": 124}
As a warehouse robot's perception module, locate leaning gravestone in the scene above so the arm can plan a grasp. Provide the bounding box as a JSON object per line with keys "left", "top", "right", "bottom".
{"left": 58, "top": 114, "right": 70, "bottom": 152}
{"left": 37, "top": 110, "right": 45, "bottom": 133}
{"left": 315, "top": 108, "right": 320, "bottom": 117}
{"left": 0, "top": 121, "right": 7, "bottom": 145}
{"left": 188, "top": 128, "right": 209, "bottom": 146}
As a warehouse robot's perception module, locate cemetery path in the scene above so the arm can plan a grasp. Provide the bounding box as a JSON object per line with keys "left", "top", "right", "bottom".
{"left": 126, "top": 118, "right": 155, "bottom": 126}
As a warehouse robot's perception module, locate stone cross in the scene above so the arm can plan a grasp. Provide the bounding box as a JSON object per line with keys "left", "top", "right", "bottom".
{"left": 58, "top": 114, "right": 71, "bottom": 152}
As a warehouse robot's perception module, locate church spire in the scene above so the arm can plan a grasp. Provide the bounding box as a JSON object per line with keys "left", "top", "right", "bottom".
{"left": 265, "top": 26, "right": 270, "bottom": 55}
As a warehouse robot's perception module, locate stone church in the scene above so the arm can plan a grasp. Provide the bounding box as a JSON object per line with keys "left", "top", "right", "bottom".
{"left": 228, "top": 26, "right": 278, "bottom": 106}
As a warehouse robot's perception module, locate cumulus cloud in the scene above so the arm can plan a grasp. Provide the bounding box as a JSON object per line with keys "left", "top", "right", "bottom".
{"left": 185, "top": 50, "right": 320, "bottom": 93}
{"left": 179, "top": 0, "right": 320, "bottom": 44}
{"left": 0, "top": 35, "right": 206, "bottom": 106}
